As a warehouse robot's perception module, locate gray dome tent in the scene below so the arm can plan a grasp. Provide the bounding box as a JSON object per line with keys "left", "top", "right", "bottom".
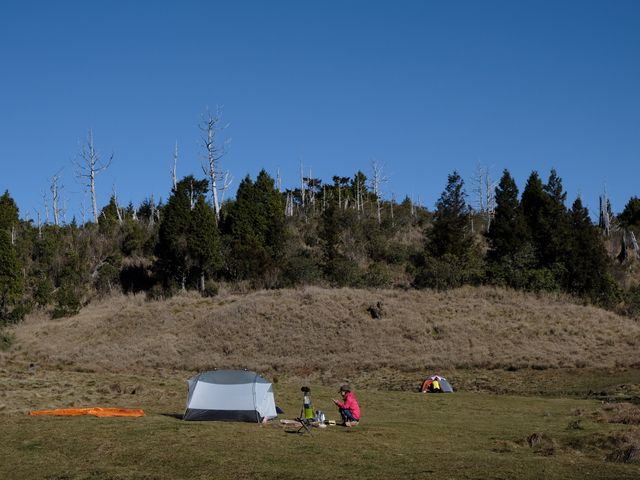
{"left": 183, "top": 369, "right": 278, "bottom": 422}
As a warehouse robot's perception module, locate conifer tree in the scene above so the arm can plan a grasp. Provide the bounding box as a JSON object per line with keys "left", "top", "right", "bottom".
{"left": 486, "top": 169, "right": 528, "bottom": 261}
{"left": 187, "top": 195, "right": 221, "bottom": 290}
{"left": 414, "top": 171, "right": 483, "bottom": 289}
{"left": 0, "top": 230, "right": 24, "bottom": 323}
{"left": 0, "top": 191, "right": 19, "bottom": 234}
{"left": 225, "top": 170, "right": 285, "bottom": 282}
{"left": 521, "top": 171, "right": 547, "bottom": 250}
{"left": 155, "top": 176, "right": 209, "bottom": 289}
{"left": 567, "top": 197, "right": 619, "bottom": 305}
{"left": 619, "top": 196, "right": 640, "bottom": 229}
{"left": 427, "top": 171, "right": 469, "bottom": 258}
{"left": 541, "top": 169, "right": 571, "bottom": 271}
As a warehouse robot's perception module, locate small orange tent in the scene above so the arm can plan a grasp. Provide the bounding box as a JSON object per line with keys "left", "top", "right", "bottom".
{"left": 29, "top": 407, "right": 144, "bottom": 417}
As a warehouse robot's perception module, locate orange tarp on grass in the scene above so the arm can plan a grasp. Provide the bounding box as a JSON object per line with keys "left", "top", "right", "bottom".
{"left": 29, "top": 407, "right": 145, "bottom": 417}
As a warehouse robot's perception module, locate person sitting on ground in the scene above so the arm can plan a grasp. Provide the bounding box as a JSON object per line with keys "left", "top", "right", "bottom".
{"left": 332, "top": 384, "right": 361, "bottom": 426}
{"left": 430, "top": 378, "right": 441, "bottom": 393}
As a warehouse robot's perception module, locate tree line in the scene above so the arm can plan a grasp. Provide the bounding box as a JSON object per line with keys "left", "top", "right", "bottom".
{"left": 1, "top": 166, "right": 640, "bottom": 330}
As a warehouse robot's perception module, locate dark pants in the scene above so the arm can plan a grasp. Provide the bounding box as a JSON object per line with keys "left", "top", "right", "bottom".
{"left": 339, "top": 408, "right": 358, "bottom": 422}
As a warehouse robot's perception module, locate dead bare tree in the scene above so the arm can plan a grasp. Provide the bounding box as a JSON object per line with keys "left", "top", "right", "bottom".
{"left": 599, "top": 187, "right": 613, "bottom": 237}
{"left": 41, "top": 190, "right": 49, "bottom": 224}
{"left": 200, "top": 107, "right": 230, "bottom": 222}
{"left": 50, "top": 169, "right": 63, "bottom": 226}
{"left": 472, "top": 162, "right": 496, "bottom": 231}
{"left": 73, "top": 130, "right": 113, "bottom": 223}
{"left": 630, "top": 231, "right": 640, "bottom": 259}
{"left": 172, "top": 141, "right": 179, "bottom": 191}
{"left": 299, "top": 159, "right": 306, "bottom": 209}
{"left": 112, "top": 184, "right": 123, "bottom": 225}
{"left": 370, "top": 159, "right": 388, "bottom": 225}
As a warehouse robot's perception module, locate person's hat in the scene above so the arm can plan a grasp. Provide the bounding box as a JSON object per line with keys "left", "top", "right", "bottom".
{"left": 339, "top": 384, "right": 351, "bottom": 392}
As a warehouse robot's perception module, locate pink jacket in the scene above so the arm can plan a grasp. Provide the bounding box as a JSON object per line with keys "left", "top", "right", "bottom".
{"left": 336, "top": 391, "right": 361, "bottom": 420}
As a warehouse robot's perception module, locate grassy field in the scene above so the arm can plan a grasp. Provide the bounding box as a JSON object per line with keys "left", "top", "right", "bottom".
{"left": 1, "top": 367, "right": 639, "bottom": 479}
{"left": 1, "top": 287, "right": 639, "bottom": 478}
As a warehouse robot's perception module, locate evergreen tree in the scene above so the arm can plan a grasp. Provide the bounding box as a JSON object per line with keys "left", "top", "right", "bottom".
{"left": 225, "top": 170, "right": 285, "bottom": 282}
{"left": 427, "top": 171, "right": 469, "bottom": 258}
{"left": 187, "top": 195, "right": 221, "bottom": 290}
{"left": 520, "top": 171, "right": 547, "bottom": 252}
{"left": 619, "top": 196, "right": 640, "bottom": 229}
{"left": 319, "top": 199, "right": 362, "bottom": 286}
{"left": 541, "top": 169, "right": 572, "bottom": 272}
{"left": 486, "top": 169, "right": 528, "bottom": 261}
{"left": 415, "top": 171, "right": 483, "bottom": 289}
{"left": 485, "top": 170, "right": 535, "bottom": 288}
{"left": 155, "top": 176, "right": 209, "bottom": 289}
{"left": 0, "top": 230, "right": 24, "bottom": 323}
{"left": 98, "top": 195, "right": 121, "bottom": 231}
{"left": 567, "top": 197, "right": 619, "bottom": 306}
{"left": 0, "top": 190, "right": 19, "bottom": 234}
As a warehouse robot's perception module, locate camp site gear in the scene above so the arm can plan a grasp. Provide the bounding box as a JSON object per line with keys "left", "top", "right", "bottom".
{"left": 183, "top": 369, "right": 278, "bottom": 422}
{"left": 301, "top": 386, "right": 314, "bottom": 419}
{"left": 29, "top": 407, "right": 144, "bottom": 417}
{"left": 420, "top": 374, "right": 454, "bottom": 393}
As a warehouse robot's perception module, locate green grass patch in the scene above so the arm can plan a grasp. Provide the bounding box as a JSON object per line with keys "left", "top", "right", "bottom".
{"left": 1, "top": 373, "right": 639, "bottom": 479}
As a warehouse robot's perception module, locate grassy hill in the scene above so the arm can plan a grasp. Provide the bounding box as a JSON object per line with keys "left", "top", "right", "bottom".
{"left": 2, "top": 286, "right": 640, "bottom": 479}
{"left": 4, "top": 286, "right": 639, "bottom": 377}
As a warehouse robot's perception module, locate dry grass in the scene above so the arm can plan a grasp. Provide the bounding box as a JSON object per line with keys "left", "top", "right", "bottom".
{"left": 2, "top": 286, "right": 639, "bottom": 381}
{"left": 1, "top": 286, "right": 640, "bottom": 479}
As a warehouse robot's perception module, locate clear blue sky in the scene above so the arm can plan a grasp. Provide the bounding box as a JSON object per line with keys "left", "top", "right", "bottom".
{"left": 1, "top": 0, "right": 639, "bottom": 222}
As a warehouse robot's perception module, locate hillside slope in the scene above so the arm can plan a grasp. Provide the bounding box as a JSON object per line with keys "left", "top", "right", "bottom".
{"left": 3, "top": 287, "right": 639, "bottom": 378}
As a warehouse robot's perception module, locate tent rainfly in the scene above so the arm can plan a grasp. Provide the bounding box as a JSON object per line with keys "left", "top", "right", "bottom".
{"left": 420, "top": 374, "right": 454, "bottom": 393}
{"left": 183, "top": 369, "right": 278, "bottom": 422}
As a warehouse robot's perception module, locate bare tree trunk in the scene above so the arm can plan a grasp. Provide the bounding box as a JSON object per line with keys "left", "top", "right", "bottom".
{"left": 630, "top": 231, "right": 640, "bottom": 259}
{"left": 73, "top": 130, "right": 113, "bottom": 224}
{"left": 390, "top": 193, "right": 395, "bottom": 227}
{"left": 112, "top": 184, "right": 123, "bottom": 225}
{"left": 149, "top": 195, "right": 156, "bottom": 228}
{"left": 300, "top": 159, "right": 305, "bottom": 209}
{"left": 50, "top": 171, "right": 62, "bottom": 227}
{"left": 200, "top": 107, "right": 229, "bottom": 222}
{"left": 37, "top": 211, "right": 42, "bottom": 239}
{"left": 172, "top": 141, "right": 178, "bottom": 191}
{"left": 370, "top": 159, "right": 388, "bottom": 225}
{"left": 42, "top": 190, "right": 49, "bottom": 224}
{"left": 472, "top": 162, "right": 495, "bottom": 232}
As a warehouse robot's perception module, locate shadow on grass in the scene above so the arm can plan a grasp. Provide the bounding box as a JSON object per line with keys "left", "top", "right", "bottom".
{"left": 160, "top": 413, "right": 184, "bottom": 420}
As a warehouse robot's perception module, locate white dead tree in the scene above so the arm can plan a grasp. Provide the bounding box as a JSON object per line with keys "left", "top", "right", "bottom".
{"left": 285, "top": 191, "right": 294, "bottom": 217}
{"left": 390, "top": 193, "right": 395, "bottom": 226}
{"left": 218, "top": 170, "right": 233, "bottom": 205}
{"left": 148, "top": 194, "right": 156, "bottom": 228}
{"left": 200, "top": 107, "right": 230, "bottom": 222}
{"left": 41, "top": 190, "right": 50, "bottom": 224}
{"left": 172, "top": 141, "right": 179, "bottom": 191}
{"left": 630, "top": 231, "right": 640, "bottom": 259}
{"left": 472, "top": 162, "right": 496, "bottom": 231}
{"left": 599, "top": 188, "right": 612, "bottom": 237}
{"left": 370, "top": 159, "right": 388, "bottom": 225}
{"left": 36, "top": 210, "right": 42, "bottom": 239}
{"left": 50, "top": 170, "right": 63, "bottom": 226}
{"left": 112, "top": 184, "right": 124, "bottom": 225}
{"left": 299, "top": 159, "right": 306, "bottom": 209}
{"left": 73, "top": 130, "right": 113, "bottom": 224}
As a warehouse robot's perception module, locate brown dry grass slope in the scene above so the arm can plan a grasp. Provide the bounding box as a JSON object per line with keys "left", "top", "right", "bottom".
{"left": 3, "top": 286, "right": 640, "bottom": 379}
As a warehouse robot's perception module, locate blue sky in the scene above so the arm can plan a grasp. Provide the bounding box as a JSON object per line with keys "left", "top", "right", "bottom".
{"left": 1, "top": 0, "right": 639, "bottom": 222}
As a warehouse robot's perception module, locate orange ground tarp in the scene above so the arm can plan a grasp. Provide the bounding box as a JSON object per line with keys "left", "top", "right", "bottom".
{"left": 29, "top": 407, "right": 145, "bottom": 417}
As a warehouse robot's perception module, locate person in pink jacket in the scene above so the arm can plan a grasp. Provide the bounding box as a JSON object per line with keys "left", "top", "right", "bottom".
{"left": 332, "top": 384, "right": 361, "bottom": 426}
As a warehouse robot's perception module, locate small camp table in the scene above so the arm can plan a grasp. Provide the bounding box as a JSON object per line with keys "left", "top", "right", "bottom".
{"left": 295, "top": 417, "right": 313, "bottom": 434}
